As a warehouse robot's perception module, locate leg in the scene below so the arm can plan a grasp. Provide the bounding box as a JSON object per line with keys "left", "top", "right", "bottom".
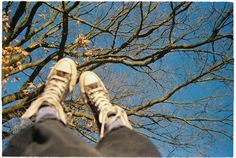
{"left": 4, "top": 58, "right": 99, "bottom": 156}
{"left": 3, "top": 119, "right": 100, "bottom": 156}
{"left": 79, "top": 71, "right": 161, "bottom": 157}
{"left": 97, "top": 127, "right": 161, "bottom": 157}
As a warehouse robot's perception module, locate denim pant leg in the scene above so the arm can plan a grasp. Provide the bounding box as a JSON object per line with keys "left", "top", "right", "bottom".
{"left": 3, "top": 119, "right": 100, "bottom": 156}
{"left": 96, "top": 127, "right": 161, "bottom": 157}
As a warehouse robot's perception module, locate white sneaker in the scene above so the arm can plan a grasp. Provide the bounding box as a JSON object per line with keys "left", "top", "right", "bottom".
{"left": 21, "top": 58, "right": 77, "bottom": 124}
{"left": 79, "top": 71, "right": 132, "bottom": 138}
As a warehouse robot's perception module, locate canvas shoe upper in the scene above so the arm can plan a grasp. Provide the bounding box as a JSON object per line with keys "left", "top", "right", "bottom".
{"left": 21, "top": 58, "right": 77, "bottom": 124}
{"left": 79, "top": 71, "right": 132, "bottom": 138}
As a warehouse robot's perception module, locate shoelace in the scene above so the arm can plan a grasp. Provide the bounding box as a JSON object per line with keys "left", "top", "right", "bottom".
{"left": 87, "top": 87, "right": 132, "bottom": 138}
{"left": 21, "top": 73, "right": 70, "bottom": 124}
{"left": 43, "top": 75, "right": 69, "bottom": 101}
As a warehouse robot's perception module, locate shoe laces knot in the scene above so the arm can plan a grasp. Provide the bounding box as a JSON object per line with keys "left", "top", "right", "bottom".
{"left": 21, "top": 73, "right": 70, "bottom": 124}
{"left": 88, "top": 87, "right": 132, "bottom": 138}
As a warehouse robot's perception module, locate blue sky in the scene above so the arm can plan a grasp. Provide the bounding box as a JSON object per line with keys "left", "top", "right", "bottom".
{"left": 2, "top": 2, "right": 233, "bottom": 157}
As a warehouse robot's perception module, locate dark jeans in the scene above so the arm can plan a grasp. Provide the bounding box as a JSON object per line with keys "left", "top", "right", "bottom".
{"left": 3, "top": 119, "right": 161, "bottom": 157}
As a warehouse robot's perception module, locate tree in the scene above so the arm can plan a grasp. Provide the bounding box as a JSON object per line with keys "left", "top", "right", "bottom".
{"left": 2, "top": 2, "right": 233, "bottom": 156}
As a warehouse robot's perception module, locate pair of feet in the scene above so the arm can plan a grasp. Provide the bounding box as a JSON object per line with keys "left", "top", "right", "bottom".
{"left": 21, "top": 58, "right": 132, "bottom": 138}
